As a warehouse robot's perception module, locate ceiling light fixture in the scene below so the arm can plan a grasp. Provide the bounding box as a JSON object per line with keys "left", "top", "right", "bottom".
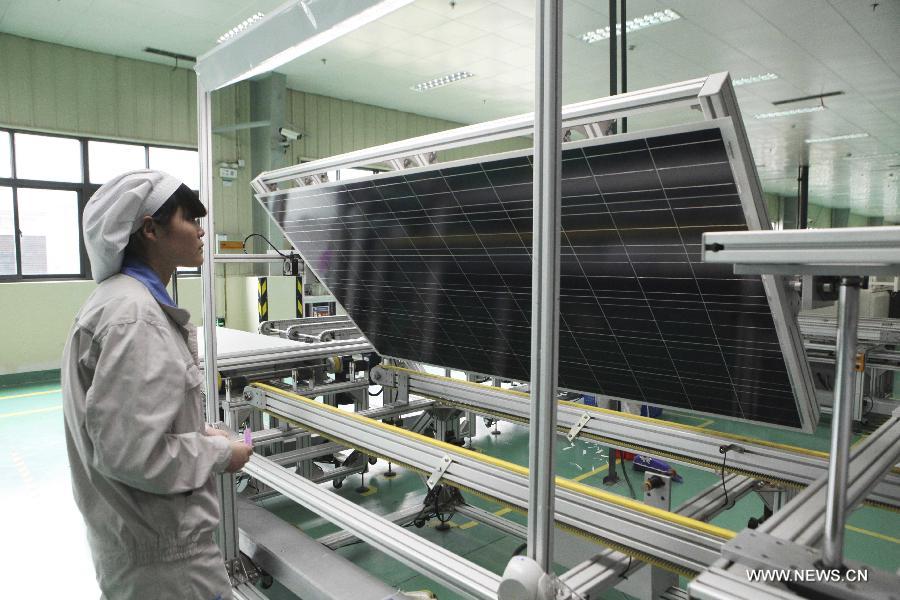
{"left": 217, "top": 12, "right": 265, "bottom": 44}
{"left": 843, "top": 152, "right": 900, "bottom": 161}
{"left": 732, "top": 72, "right": 778, "bottom": 86}
{"left": 772, "top": 90, "right": 844, "bottom": 106}
{"left": 580, "top": 9, "right": 681, "bottom": 43}
{"left": 753, "top": 105, "right": 826, "bottom": 120}
{"left": 805, "top": 133, "right": 870, "bottom": 144}
{"left": 197, "top": 0, "right": 415, "bottom": 91}
{"left": 411, "top": 71, "right": 474, "bottom": 92}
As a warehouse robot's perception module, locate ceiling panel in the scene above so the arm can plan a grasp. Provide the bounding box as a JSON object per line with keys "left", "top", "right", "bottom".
{"left": 0, "top": 0, "right": 895, "bottom": 221}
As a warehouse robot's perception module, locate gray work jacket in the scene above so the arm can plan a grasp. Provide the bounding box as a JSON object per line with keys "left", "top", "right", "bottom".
{"left": 62, "top": 274, "right": 231, "bottom": 566}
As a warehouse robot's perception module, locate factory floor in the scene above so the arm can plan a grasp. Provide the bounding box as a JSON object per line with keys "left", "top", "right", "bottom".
{"left": 1, "top": 377, "right": 898, "bottom": 599}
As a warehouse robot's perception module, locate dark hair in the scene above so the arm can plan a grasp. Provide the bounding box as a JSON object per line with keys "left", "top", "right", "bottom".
{"left": 124, "top": 184, "right": 206, "bottom": 257}
{"left": 150, "top": 183, "right": 207, "bottom": 225}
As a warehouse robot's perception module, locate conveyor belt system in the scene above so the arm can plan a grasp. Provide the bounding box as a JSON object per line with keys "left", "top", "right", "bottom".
{"left": 245, "top": 382, "right": 734, "bottom": 576}
{"left": 373, "top": 366, "right": 900, "bottom": 511}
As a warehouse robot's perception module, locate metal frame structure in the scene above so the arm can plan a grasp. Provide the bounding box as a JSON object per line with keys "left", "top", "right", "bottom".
{"left": 689, "top": 226, "right": 900, "bottom": 599}
{"left": 370, "top": 365, "right": 900, "bottom": 510}
{"left": 243, "top": 382, "right": 735, "bottom": 576}
{"left": 191, "top": 2, "right": 896, "bottom": 596}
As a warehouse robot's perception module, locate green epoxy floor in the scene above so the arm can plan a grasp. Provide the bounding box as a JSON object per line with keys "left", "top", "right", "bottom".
{"left": 1, "top": 379, "right": 898, "bottom": 600}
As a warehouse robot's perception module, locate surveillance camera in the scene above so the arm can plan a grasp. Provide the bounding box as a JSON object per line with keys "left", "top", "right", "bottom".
{"left": 279, "top": 127, "right": 303, "bottom": 141}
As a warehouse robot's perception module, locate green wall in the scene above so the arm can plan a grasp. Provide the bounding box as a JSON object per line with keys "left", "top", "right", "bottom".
{"left": 0, "top": 33, "right": 522, "bottom": 374}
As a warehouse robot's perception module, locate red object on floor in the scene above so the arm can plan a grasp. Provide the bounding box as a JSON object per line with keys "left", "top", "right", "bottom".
{"left": 616, "top": 450, "right": 635, "bottom": 461}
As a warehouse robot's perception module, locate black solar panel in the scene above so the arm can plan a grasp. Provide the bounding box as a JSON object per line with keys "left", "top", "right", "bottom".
{"left": 259, "top": 124, "right": 806, "bottom": 428}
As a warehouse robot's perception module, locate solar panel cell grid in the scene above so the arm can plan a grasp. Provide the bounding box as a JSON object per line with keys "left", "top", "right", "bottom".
{"left": 259, "top": 125, "right": 804, "bottom": 427}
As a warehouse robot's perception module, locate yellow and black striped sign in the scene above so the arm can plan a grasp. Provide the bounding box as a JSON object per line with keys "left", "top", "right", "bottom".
{"left": 257, "top": 277, "right": 268, "bottom": 322}
{"left": 295, "top": 276, "right": 303, "bottom": 318}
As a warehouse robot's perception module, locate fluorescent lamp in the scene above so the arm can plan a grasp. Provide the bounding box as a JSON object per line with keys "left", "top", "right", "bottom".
{"left": 805, "top": 133, "right": 870, "bottom": 144}
{"left": 196, "top": 0, "right": 415, "bottom": 91}
{"left": 843, "top": 152, "right": 900, "bottom": 161}
{"left": 753, "top": 105, "right": 825, "bottom": 120}
{"left": 411, "top": 71, "right": 474, "bottom": 92}
{"left": 733, "top": 72, "right": 778, "bottom": 86}
{"left": 217, "top": 12, "right": 265, "bottom": 44}
{"left": 580, "top": 9, "right": 681, "bottom": 43}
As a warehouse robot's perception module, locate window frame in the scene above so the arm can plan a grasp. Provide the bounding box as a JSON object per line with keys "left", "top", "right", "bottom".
{"left": 0, "top": 127, "right": 200, "bottom": 282}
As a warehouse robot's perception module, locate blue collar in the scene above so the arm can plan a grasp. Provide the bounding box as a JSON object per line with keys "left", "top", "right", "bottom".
{"left": 121, "top": 255, "right": 176, "bottom": 307}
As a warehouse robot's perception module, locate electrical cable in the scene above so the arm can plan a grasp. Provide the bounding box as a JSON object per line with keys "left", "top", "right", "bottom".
{"left": 368, "top": 386, "right": 384, "bottom": 397}
{"left": 242, "top": 233, "right": 289, "bottom": 258}
{"left": 620, "top": 454, "right": 636, "bottom": 499}
{"left": 720, "top": 448, "right": 735, "bottom": 510}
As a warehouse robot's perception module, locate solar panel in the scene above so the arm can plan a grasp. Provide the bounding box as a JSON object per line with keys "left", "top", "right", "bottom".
{"left": 258, "top": 121, "right": 813, "bottom": 429}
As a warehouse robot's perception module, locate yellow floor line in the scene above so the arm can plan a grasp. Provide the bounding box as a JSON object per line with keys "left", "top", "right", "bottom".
{"left": 573, "top": 459, "right": 622, "bottom": 482}
{"left": 845, "top": 525, "right": 900, "bottom": 545}
{"left": 360, "top": 486, "right": 378, "bottom": 496}
{"left": 0, "top": 405, "right": 62, "bottom": 419}
{"left": 459, "top": 506, "right": 516, "bottom": 531}
{"left": 696, "top": 419, "right": 715, "bottom": 429}
{"left": 0, "top": 389, "right": 61, "bottom": 402}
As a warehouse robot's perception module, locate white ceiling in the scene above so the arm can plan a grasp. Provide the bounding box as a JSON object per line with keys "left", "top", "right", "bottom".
{"left": 1, "top": 0, "right": 898, "bottom": 221}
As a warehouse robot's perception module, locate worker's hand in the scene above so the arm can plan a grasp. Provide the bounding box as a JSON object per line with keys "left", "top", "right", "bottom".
{"left": 226, "top": 441, "right": 253, "bottom": 473}
{"left": 205, "top": 424, "right": 230, "bottom": 438}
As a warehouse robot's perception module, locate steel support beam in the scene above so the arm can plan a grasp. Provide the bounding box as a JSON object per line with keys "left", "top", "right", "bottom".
{"left": 528, "top": 0, "right": 563, "bottom": 572}
{"left": 243, "top": 454, "right": 501, "bottom": 600}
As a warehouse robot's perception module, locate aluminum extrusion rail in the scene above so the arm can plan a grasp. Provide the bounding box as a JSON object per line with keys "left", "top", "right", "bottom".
{"left": 252, "top": 77, "right": 709, "bottom": 192}
{"left": 245, "top": 382, "right": 734, "bottom": 575}
{"left": 373, "top": 366, "right": 900, "bottom": 510}
{"left": 244, "top": 453, "right": 500, "bottom": 600}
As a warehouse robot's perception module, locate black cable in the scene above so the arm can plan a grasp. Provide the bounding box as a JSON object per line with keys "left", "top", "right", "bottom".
{"left": 368, "top": 386, "right": 383, "bottom": 397}
{"left": 620, "top": 454, "right": 636, "bottom": 499}
{"left": 619, "top": 555, "right": 633, "bottom": 580}
{"left": 242, "top": 233, "right": 289, "bottom": 258}
{"left": 511, "top": 542, "right": 528, "bottom": 557}
{"left": 720, "top": 449, "right": 735, "bottom": 510}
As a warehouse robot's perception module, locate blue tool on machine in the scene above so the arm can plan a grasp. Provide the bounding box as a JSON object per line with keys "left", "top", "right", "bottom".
{"left": 632, "top": 454, "right": 683, "bottom": 483}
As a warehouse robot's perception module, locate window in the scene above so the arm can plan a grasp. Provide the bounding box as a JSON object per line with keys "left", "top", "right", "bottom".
{"left": 0, "top": 127, "right": 200, "bottom": 280}
{"left": 88, "top": 141, "right": 146, "bottom": 184}
{"left": 0, "top": 132, "right": 11, "bottom": 179}
{"left": 0, "top": 187, "right": 15, "bottom": 275}
{"left": 149, "top": 147, "right": 200, "bottom": 190}
{"left": 15, "top": 133, "right": 82, "bottom": 182}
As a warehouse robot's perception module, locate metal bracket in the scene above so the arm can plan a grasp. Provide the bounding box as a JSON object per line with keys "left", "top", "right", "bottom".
{"left": 243, "top": 387, "right": 267, "bottom": 410}
{"left": 388, "top": 152, "right": 436, "bottom": 171}
{"left": 566, "top": 413, "right": 592, "bottom": 442}
{"left": 722, "top": 530, "right": 895, "bottom": 600}
{"left": 427, "top": 455, "right": 454, "bottom": 489}
{"left": 397, "top": 372, "right": 410, "bottom": 405}
{"left": 369, "top": 365, "right": 392, "bottom": 387}
{"left": 225, "top": 553, "right": 261, "bottom": 587}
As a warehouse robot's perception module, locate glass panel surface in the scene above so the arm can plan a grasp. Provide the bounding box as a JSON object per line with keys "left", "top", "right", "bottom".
{"left": 149, "top": 147, "right": 199, "bottom": 190}
{"left": 0, "top": 132, "right": 11, "bottom": 178}
{"left": 89, "top": 141, "right": 146, "bottom": 184}
{"left": 258, "top": 124, "right": 807, "bottom": 428}
{"left": 0, "top": 187, "right": 15, "bottom": 275}
{"left": 15, "top": 133, "right": 82, "bottom": 182}
{"left": 17, "top": 188, "right": 80, "bottom": 275}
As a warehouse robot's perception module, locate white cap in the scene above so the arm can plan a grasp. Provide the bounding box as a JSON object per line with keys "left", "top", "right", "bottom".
{"left": 83, "top": 170, "right": 182, "bottom": 283}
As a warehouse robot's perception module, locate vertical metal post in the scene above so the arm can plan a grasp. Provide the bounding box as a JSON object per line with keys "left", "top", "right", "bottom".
{"left": 822, "top": 277, "right": 860, "bottom": 568}
{"left": 197, "top": 83, "right": 240, "bottom": 564}
{"left": 620, "top": 0, "right": 627, "bottom": 133}
{"left": 797, "top": 165, "right": 809, "bottom": 229}
{"left": 528, "top": 0, "right": 563, "bottom": 573}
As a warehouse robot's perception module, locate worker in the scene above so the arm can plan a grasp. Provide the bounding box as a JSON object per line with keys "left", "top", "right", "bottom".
{"left": 61, "top": 170, "right": 253, "bottom": 600}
